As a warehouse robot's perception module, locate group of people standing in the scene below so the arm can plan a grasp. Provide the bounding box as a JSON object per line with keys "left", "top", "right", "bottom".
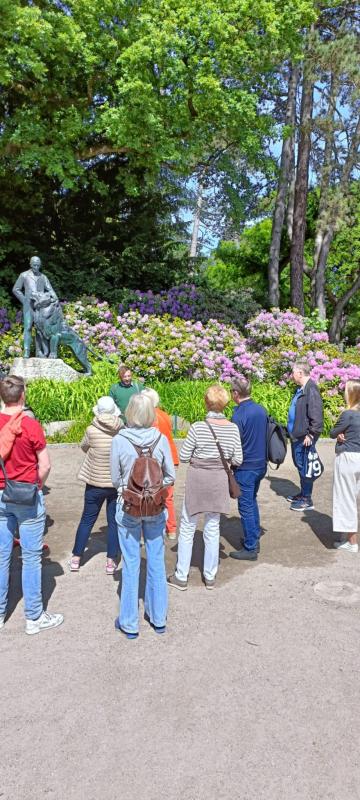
{"left": 0, "top": 360, "right": 359, "bottom": 638}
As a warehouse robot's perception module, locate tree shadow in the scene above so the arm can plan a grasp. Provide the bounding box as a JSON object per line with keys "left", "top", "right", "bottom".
{"left": 267, "top": 475, "right": 334, "bottom": 550}
{"left": 6, "top": 548, "right": 64, "bottom": 621}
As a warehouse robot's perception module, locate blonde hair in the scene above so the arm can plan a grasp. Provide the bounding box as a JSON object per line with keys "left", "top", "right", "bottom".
{"left": 125, "top": 393, "right": 155, "bottom": 428}
{"left": 141, "top": 388, "right": 160, "bottom": 408}
{"left": 205, "top": 384, "right": 229, "bottom": 412}
{"left": 345, "top": 380, "right": 360, "bottom": 411}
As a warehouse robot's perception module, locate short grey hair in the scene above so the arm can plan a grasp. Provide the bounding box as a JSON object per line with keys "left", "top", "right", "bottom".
{"left": 231, "top": 376, "right": 251, "bottom": 398}
{"left": 293, "top": 360, "right": 311, "bottom": 376}
{"left": 125, "top": 393, "right": 155, "bottom": 428}
{"left": 141, "top": 388, "right": 160, "bottom": 408}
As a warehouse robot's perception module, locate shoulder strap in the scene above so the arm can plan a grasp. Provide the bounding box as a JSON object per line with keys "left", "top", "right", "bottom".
{"left": 205, "top": 421, "right": 232, "bottom": 477}
{"left": 0, "top": 457, "right": 8, "bottom": 485}
{"left": 125, "top": 432, "right": 162, "bottom": 458}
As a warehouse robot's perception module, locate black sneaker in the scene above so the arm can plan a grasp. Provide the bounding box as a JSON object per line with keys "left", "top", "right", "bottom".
{"left": 229, "top": 548, "right": 258, "bottom": 561}
{"left": 286, "top": 493, "right": 302, "bottom": 503}
{"left": 167, "top": 573, "right": 188, "bottom": 591}
{"left": 290, "top": 498, "right": 314, "bottom": 512}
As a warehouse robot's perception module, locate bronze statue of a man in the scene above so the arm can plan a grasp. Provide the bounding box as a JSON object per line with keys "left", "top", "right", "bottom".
{"left": 12, "top": 256, "right": 58, "bottom": 358}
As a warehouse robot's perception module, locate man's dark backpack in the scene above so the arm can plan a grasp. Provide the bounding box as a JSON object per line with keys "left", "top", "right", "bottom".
{"left": 267, "top": 417, "right": 287, "bottom": 469}
{"left": 122, "top": 434, "right": 169, "bottom": 517}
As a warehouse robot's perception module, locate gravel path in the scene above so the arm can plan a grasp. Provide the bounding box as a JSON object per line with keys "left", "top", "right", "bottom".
{"left": 1, "top": 441, "right": 360, "bottom": 800}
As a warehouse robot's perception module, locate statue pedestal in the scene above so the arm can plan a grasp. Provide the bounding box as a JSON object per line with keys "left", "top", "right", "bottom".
{"left": 10, "top": 357, "right": 81, "bottom": 383}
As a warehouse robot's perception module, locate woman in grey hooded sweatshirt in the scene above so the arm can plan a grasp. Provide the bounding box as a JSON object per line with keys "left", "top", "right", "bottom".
{"left": 111, "top": 393, "right": 175, "bottom": 638}
{"left": 70, "top": 396, "right": 123, "bottom": 574}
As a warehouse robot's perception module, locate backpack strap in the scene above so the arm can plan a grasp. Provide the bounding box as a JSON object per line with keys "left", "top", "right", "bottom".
{"left": 125, "top": 433, "right": 162, "bottom": 458}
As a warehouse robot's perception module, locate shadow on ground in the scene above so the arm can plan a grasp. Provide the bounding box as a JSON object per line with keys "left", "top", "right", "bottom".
{"left": 6, "top": 548, "right": 64, "bottom": 621}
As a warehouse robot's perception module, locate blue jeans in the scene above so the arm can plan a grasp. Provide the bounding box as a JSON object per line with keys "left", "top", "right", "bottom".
{"left": 236, "top": 468, "right": 266, "bottom": 551}
{"left": 72, "top": 484, "right": 119, "bottom": 559}
{"left": 291, "top": 441, "right": 313, "bottom": 500}
{"left": 0, "top": 490, "right": 46, "bottom": 620}
{"left": 116, "top": 504, "right": 168, "bottom": 634}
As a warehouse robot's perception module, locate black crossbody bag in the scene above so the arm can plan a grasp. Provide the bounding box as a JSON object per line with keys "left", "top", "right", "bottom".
{"left": 0, "top": 457, "right": 38, "bottom": 506}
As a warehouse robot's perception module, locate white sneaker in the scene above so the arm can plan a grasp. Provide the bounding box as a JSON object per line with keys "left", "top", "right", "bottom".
{"left": 25, "top": 611, "right": 64, "bottom": 635}
{"left": 0, "top": 616, "right": 5, "bottom": 630}
{"left": 333, "top": 540, "right": 358, "bottom": 553}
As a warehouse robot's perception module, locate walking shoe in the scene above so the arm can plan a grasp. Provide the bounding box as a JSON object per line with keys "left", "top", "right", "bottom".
{"left": 204, "top": 577, "right": 215, "bottom": 590}
{"left": 240, "top": 539, "right": 260, "bottom": 554}
{"left": 166, "top": 532, "right": 177, "bottom": 541}
{"left": 115, "top": 619, "right": 139, "bottom": 639}
{"left": 290, "top": 498, "right": 314, "bottom": 512}
{"left": 0, "top": 616, "right": 5, "bottom": 630}
{"left": 333, "top": 540, "right": 358, "bottom": 553}
{"left": 167, "top": 573, "right": 188, "bottom": 591}
{"left": 229, "top": 548, "right": 258, "bottom": 561}
{"left": 144, "top": 614, "right": 166, "bottom": 634}
{"left": 25, "top": 611, "right": 64, "bottom": 636}
{"left": 286, "top": 493, "right": 302, "bottom": 503}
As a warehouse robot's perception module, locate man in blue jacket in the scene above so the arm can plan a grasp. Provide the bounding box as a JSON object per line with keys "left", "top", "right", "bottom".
{"left": 287, "top": 360, "right": 323, "bottom": 511}
{"left": 229, "top": 377, "right": 268, "bottom": 561}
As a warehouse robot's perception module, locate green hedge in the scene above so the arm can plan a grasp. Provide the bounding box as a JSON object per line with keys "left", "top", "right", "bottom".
{"left": 24, "top": 368, "right": 343, "bottom": 443}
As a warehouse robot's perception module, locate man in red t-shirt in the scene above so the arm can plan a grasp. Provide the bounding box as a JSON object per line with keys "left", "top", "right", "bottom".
{"left": 0, "top": 375, "right": 63, "bottom": 635}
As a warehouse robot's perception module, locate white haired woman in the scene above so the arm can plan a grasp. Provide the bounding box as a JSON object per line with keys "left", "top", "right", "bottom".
{"left": 167, "top": 384, "right": 243, "bottom": 591}
{"left": 70, "top": 396, "right": 123, "bottom": 575}
{"left": 111, "top": 394, "right": 175, "bottom": 639}
{"left": 331, "top": 380, "right": 360, "bottom": 553}
{"left": 142, "top": 388, "right": 179, "bottom": 539}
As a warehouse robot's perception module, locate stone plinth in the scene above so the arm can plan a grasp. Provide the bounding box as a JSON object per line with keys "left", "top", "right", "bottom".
{"left": 10, "top": 357, "right": 80, "bottom": 383}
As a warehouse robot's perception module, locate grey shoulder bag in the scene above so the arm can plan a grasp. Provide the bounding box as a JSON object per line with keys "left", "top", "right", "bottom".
{"left": 0, "top": 457, "right": 38, "bottom": 506}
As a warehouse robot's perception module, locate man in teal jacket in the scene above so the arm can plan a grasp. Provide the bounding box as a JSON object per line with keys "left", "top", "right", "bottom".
{"left": 109, "top": 365, "right": 144, "bottom": 418}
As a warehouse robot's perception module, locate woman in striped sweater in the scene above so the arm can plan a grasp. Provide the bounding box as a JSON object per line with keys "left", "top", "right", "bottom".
{"left": 167, "top": 385, "right": 243, "bottom": 590}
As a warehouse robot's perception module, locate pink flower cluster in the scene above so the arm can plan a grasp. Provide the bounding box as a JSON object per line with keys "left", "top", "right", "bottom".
{"left": 246, "top": 309, "right": 328, "bottom": 350}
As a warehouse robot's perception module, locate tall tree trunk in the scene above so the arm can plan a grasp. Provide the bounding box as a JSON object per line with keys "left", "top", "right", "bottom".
{"left": 312, "top": 74, "right": 337, "bottom": 316}
{"left": 286, "top": 151, "right": 296, "bottom": 240}
{"left": 290, "top": 65, "right": 314, "bottom": 314}
{"left": 328, "top": 273, "right": 360, "bottom": 343}
{"left": 189, "top": 179, "right": 204, "bottom": 258}
{"left": 268, "top": 64, "right": 299, "bottom": 306}
{"left": 314, "top": 117, "right": 360, "bottom": 319}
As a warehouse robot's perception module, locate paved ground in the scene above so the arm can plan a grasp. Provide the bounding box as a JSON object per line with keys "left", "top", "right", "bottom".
{"left": 1, "top": 441, "right": 360, "bottom": 800}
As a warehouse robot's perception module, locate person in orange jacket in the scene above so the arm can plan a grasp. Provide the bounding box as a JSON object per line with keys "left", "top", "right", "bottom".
{"left": 142, "top": 389, "right": 179, "bottom": 539}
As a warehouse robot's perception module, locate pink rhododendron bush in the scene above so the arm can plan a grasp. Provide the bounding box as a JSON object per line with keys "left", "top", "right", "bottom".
{"left": 64, "top": 301, "right": 264, "bottom": 382}
{"left": 62, "top": 300, "right": 360, "bottom": 392}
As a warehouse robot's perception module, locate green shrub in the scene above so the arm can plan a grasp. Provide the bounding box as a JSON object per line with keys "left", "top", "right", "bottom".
{"left": 34, "top": 376, "right": 342, "bottom": 443}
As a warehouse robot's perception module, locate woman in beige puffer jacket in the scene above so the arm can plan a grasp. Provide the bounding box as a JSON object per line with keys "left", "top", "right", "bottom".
{"left": 70, "top": 396, "right": 123, "bottom": 574}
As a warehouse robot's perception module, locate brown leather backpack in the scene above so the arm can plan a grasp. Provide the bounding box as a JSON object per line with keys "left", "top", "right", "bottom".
{"left": 122, "top": 434, "right": 169, "bottom": 517}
